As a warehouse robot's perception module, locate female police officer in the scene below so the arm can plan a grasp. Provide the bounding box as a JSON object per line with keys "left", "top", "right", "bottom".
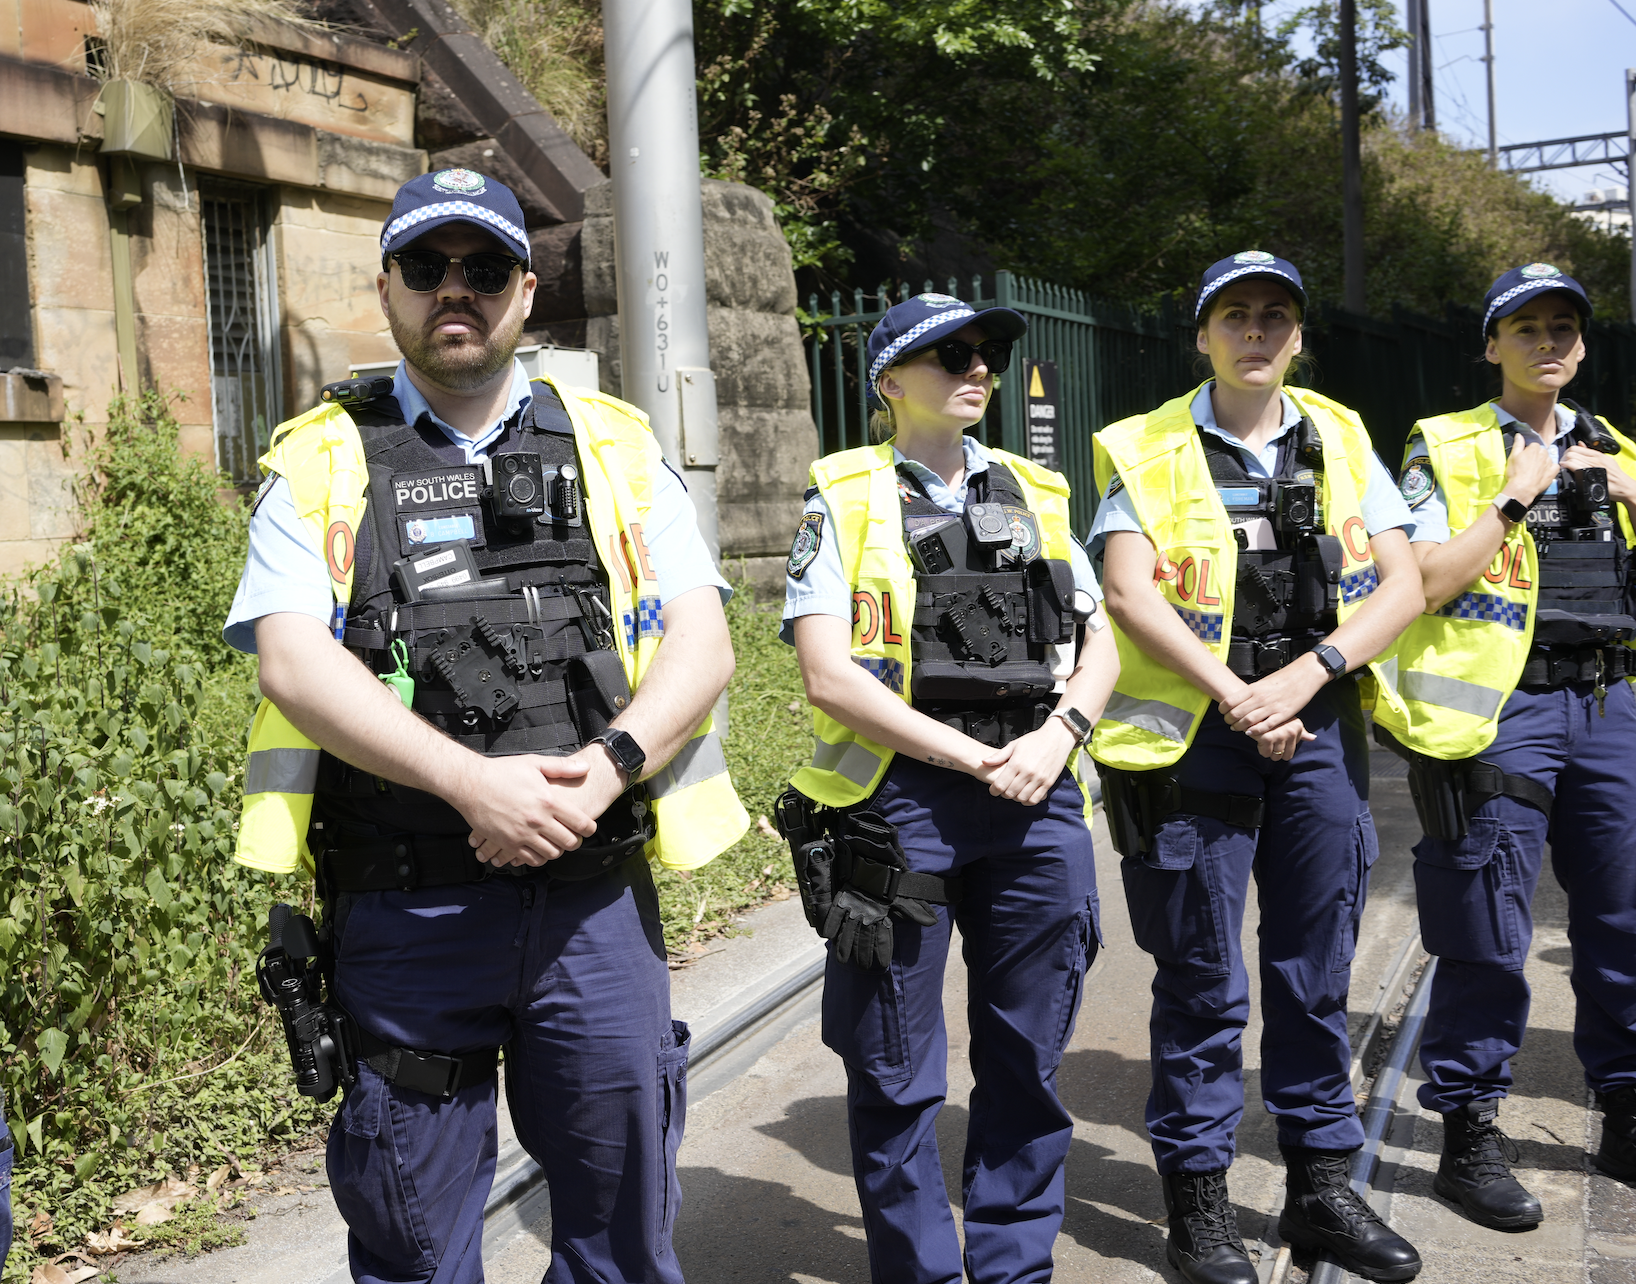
{"left": 1375, "top": 264, "right": 1636, "bottom": 1230}
{"left": 1089, "top": 253, "right": 1425, "bottom": 1284}
{"left": 778, "top": 292, "right": 1117, "bottom": 1284}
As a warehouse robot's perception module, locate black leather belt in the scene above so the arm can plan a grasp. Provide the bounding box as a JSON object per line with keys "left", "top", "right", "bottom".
{"left": 1519, "top": 645, "right": 1631, "bottom": 690}
{"left": 353, "top": 1021, "right": 500, "bottom": 1098}
{"left": 320, "top": 829, "right": 647, "bottom": 894}
{"left": 1226, "top": 636, "right": 1323, "bottom": 680}
{"left": 916, "top": 701, "right": 1051, "bottom": 748}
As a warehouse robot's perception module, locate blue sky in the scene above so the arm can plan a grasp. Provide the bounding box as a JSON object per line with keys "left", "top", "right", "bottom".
{"left": 1216, "top": 0, "right": 1635, "bottom": 203}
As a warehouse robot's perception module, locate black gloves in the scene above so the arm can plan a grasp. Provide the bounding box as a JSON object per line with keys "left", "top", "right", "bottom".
{"left": 821, "top": 813, "right": 937, "bottom": 971}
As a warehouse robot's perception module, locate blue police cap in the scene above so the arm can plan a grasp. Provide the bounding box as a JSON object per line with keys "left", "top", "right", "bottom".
{"left": 1195, "top": 251, "right": 1308, "bottom": 323}
{"left": 380, "top": 169, "right": 530, "bottom": 265}
{"left": 1482, "top": 263, "right": 1592, "bottom": 334}
{"left": 866, "top": 293, "right": 1027, "bottom": 407}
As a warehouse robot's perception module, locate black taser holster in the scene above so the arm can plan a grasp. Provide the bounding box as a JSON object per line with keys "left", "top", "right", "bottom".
{"left": 1095, "top": 764, "right": 1265, "bottom": 859}
{"left": 1372, "top": 724, "right": 1553, "bottom": 841}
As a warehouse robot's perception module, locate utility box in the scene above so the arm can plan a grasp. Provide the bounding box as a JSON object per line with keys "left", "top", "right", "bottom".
{"left": 99, "top": 80, "right": 175, "bottom": 161}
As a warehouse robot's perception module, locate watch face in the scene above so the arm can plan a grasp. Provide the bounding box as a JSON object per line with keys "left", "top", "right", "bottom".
{"left": 598, "top": 730, "right": 645, "bottom": 774}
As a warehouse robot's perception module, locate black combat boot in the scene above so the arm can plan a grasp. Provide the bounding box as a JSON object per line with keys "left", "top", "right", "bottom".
{"left": 1596, "top": 1086, "right": 1636, "bottom": 1181}
{"left": 1434, "top": 1100, "right": 1542, "bottom": 1229}
{"left": 1277, "top": 1145, "right": 1422, "bottom": 1283}
{"left": 1161, "top": 1170, "right": 1258, "bottom": 1284}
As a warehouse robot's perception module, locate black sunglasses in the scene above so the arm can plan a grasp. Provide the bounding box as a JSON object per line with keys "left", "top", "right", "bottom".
{"left": 908, "top": 338, "right": 1013, "bottom": 377}
{"left": 389, "top": 249, "right": 524, "bottom": 296}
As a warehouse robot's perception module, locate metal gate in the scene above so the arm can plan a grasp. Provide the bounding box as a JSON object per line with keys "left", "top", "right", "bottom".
{"left": 201, "top": 186, "right": 282, "bottom": 485}
{"left": 807, "top": 273, "right": 1636, "bottom": 536}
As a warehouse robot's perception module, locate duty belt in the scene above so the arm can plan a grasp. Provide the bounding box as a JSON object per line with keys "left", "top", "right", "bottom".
{"left": 354, "top": 1022, "right": 500, "bottom": 1098}
{"left": 1226, "top": 636, "right": 1324, "bottom": 680}
{"left": 916, "top": 700, "right": 1051, "bottom": 748}
{"left": 1095, "top": 762, "right": 1266, "bottom": 859}
{"left": 1518, "top": 645, "right": 1632, "bottom": 690}
{"left": 318, "top": 826, "right": 648, "bottom": 894}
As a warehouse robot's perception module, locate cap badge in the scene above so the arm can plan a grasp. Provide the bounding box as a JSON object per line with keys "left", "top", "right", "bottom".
{"left": 918, "top": 293, "right": 962, "bottom": 309}
{"left": 1233, "top": 250, "right": 1276, "bottom": 265}
{"left": 1520, "top": 263, "right": 1561, "bottom": 279}
{"left": 432, "top": 168, "right": 487, "bottom": 196}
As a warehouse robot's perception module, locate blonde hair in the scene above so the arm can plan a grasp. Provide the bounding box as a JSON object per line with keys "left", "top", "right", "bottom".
{"left": 868, "top": 401, "right": 896, "bottom": 443}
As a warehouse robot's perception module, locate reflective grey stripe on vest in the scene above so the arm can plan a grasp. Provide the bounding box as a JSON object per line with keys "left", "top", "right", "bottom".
{"left": 1374, "top": 654, "right": 1399, "bottom": 695}
{"left": 245, "top": 747, "right": 321, "bottom": 796}
{"left": 810, "top": 736, "right": 884, "bottom": 789}
{"left": 647, "top": 732, "right": 729, "bottom": 799}
{"left": 1399, "top": 670, "right": 1503, "bottom": 720}
{"left": 1100, "top": 692, "right": 1195, "bottom": 744}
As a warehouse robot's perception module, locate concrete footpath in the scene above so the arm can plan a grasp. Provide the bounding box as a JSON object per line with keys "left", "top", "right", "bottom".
{"left": 113, "top": 745, "right": 1632, "bottom": 1282}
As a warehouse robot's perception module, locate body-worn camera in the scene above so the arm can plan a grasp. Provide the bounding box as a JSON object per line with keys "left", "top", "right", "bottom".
{"left": 258, "top": 903, "right": 357, "bottom": 1102}
{"left": 485, "top": 452, "right": 583, "bottom": 532}
{"left": 1274, "top": 481, "right": 1319, "bottom": 535}
{"left": 965, "top": 502, "right": 1014, "bottom": 553}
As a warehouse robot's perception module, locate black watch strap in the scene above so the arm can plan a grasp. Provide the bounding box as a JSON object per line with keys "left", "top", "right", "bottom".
{"left": 591, "top": 729, "right": 646, "bottom": 778}
{"left": 1312, "top": 643, "right": 1348, "bottom": 682}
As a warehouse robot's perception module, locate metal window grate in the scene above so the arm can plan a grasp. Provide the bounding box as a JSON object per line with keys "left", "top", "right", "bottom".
{"left": 202, "top": 191, "right": 280, "bottom": 484}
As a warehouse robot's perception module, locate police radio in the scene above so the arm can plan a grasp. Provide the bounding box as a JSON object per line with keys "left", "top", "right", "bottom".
{"left": 257, "top": 903, "right": 358, "bottom": 1103}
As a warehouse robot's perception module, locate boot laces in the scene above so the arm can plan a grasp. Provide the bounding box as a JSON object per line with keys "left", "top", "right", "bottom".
{"left": 1308, "top": 1153, "right": 1386, "bottom": 1228}
{"left": 1462, "top": 1116, "right": 1522, "bottom": 1185}
{"left": 1184, "top": 1172, "right": 1247, "bottom": 1254}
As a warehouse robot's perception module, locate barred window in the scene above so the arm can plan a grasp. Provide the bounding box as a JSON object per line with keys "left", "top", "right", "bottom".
{"left": 201, "top": 187, "right": 281, "bottom": 485}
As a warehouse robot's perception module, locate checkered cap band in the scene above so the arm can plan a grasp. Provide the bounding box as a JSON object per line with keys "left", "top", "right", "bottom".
{"left": 1483, "top": 279, "right": 1575, "bottom": 333}
{"left": 1196, "top": 265, "right": 1304, "bottom": 321}
{"left": 382, "top": 200, "right": 529, "bottom": 259}
{"left": 1435, "top": 591, "right": 1529, "bottom": 632}
{"left": 869, "top": 308, "right": 978, "bottom": 390}
{"left": 1173, "top": 606, "right": 1224, "bottom": 644}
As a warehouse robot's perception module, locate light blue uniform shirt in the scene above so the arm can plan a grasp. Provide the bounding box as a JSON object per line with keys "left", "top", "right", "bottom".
{"left": 1399, "top": 402, "right": 1577, "bottom": 545}
{"left": 780, "top": 435, "right": 1103, "bottom": 645}
{"left": 223, "top": 359, "right": 728, "bottom": 653}
{"left": 1085, "top": 383, "right": 1415, "bottom": 556}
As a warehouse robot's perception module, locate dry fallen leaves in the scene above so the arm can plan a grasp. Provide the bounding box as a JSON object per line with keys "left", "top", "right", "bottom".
{"left": 110, "top": 1175, "right": 198, "bottom": 1226}
{"left": 84, "top": 1225, "right": 144, "bottom": 1254}
{"left": 755, "top": 814, "right": 779, "bottom": 838}
{"left": 28, "top": 1209, "right": 53, "bottom": 1244}
{"left": 31, "top": 1253, "right": 100, "bottom": 1284}
{"left": 205, "top": 1164, "right": 232, "bottom": 1194}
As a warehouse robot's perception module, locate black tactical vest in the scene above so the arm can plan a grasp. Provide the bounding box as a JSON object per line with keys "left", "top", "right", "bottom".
{"left": 313, "top": 384, "right": 641, "bottom": 839}
{"left": 1202, "top": 418, "right": 1345, "bottom": 679}
{"left": 1505, "top": 405, "right": 1636, "bottom": 652}
{"left": 896, "top": 460, "right": 1076, "bottom": 745}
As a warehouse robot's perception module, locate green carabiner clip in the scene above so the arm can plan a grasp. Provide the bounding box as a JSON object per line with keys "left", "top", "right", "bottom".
{"left": 380, "top": 638, "right": 415, "bottom": 708}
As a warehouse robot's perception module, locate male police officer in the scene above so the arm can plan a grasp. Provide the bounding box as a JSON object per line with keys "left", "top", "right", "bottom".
{"left": 224, "top": 170, "right": 747, "bottom": 1283}
{"left": 1377, "top": 264, "right": 1636, "bottom": 1231}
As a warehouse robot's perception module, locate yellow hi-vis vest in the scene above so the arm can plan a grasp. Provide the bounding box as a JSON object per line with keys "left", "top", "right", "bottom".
{"left": 1089, "top": 384, "right": 1408, "bottom": 770}
{"left": 235, "top": 376, "right": 749, "bottom": 877}
{"left": 789, "top": 441, "right": 1081, "bottom": 809}
{"left": 1372, "top": 402, "right": 1636, "bottom": 760}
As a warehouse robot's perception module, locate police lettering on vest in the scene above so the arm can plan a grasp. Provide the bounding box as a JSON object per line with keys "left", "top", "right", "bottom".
{"left": 1090, "top": 384, "right": 1408, "bottom": 770}
{"left": 1375, "top": 401, "right": 1636, "bottom": 761}
{"left": 235, "top": 376, "right": 748, "bottom": 877}
{"left": 791, "top": 444, "right": 1081, "bottom": 809}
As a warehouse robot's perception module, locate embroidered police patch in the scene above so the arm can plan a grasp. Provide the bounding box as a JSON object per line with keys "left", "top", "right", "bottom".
{"left": 433, "top": 167, "right": 487, "bottom": 195}
{"left": 251, "top": 473, "right": 277, "bottom": 515}
{"left": 1399, "top": 456, "right": 1435, "bottom": 509}
{"left": 788, "top": 511, "right": 824, "bottom": 579}
{"left": 1106, "top": 471, "right": 1125, "bottom": 497}
{"left": 1234, "top": 250, "right": 1275, "bottom": 265}
{"left": 1520, "top": 262, "right": 1561, "bottom": 279}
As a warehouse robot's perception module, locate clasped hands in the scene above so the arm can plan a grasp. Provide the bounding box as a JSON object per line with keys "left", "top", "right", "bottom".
{"left": 1216, "top": 654, "right": 1328, "bottom": 762}
{"left": 458, "top": 744, "right": 628, "bottom": 868}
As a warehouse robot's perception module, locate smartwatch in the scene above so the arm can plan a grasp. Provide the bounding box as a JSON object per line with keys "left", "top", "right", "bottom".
{"left": 1049, "top": 705, "right": 1094, "bottom": 745}
{"left": 1312, "top": 643, "right": 1349, "bottom": 682}
{"left": 1493, "top": 493, "right": 1529, "bottom": 524}
{"left": 590, "top": 728, "right": 646, "bottom": 782}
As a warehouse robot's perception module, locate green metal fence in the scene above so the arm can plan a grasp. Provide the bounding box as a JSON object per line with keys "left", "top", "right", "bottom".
{"left": 806, "top": 271, "right": 1636, "bottom": 536}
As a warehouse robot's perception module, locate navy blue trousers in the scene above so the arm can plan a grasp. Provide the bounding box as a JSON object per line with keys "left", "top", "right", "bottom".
{"left": 326, "top": 857, "right": 687, "bottom": 1284}
{"left": 1, "top": 1093, "right": 11, "bottom": 1275}
{"left": 1121, "top": 683, "right": 1376, "bottom": 1174}
{"left": 1416, "top": 678, "right": 1636, "bottom": 1113}
{"left": 821, "top": 760, "right": 1100, "bottom": 1284}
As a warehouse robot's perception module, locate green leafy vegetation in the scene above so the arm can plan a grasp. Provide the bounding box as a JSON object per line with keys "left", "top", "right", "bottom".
{"left": 0, "top": 395, "right": 812, "bottom": 1279}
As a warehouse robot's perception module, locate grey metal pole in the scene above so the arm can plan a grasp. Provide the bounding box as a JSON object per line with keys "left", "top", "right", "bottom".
{"left": 1406, "top": 0, "right": 1422, "bottom": 131}
{"left": 1339, "top": 0, "right": 1366, "bottom": 312}
{"left": 1420, "top": 0, "right": 1435, "bottom": 130}
{"left": 1482, "top": 0, "right": 1497, "bottom": 165}
{"left": 601, "top": 0, "right": 721, "bottom": 561}
{"left": 1628, "top": 69, "right": 1635, "bottom": 322}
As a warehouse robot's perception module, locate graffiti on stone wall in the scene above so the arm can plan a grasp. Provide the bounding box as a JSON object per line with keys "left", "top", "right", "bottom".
{"left": 219, "top": 49, "right": 369, "bottom": 113}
